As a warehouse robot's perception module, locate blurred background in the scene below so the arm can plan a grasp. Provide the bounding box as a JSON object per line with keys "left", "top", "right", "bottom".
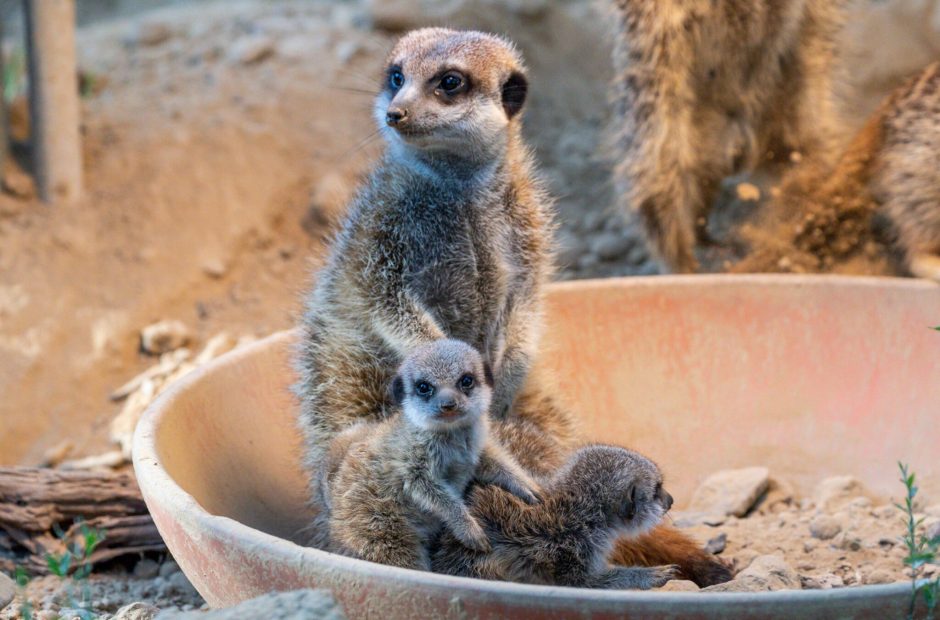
{"left": 0, "top": 0, "right": 938, "bottom": 468}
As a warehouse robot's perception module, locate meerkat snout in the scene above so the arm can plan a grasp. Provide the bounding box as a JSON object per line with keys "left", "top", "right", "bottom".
{"left": 375, "top": 28, "right": 529, "bottom": 156}
{"left": 391, "top": 339, "right": 493, "bottom": 430}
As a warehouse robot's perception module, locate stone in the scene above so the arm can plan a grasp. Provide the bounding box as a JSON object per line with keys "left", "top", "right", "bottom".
{"left": 156, "top": 590, "right": 344, "bottom": 619}
{"left": 757, "top": 477, "right": 795, "bottom": 514}
{"left": 704, "top": 555, "right": 801, "bottom": 593}
{"left": 0, "top": 571, "right": 15, "bottom": 611}
{"left": 864, "top": 569, "right": 896, "bottom": 585}
{"left": 735, "top": 182, "right": 761, "bottom": 202}
{"left": 133, "top": 558, "right": 160, "bottom": 579}
{"left": 229, "top": 36, "right": 275, "bottom": 65}
{"left": 927, "top": 520, "right": 940, "bottom": 542}
{"left": 114, "top": 602, "right": 159, "bottom": 620}
{"left": 140, "top": 320, "right": 190, "bottom": 355}
{"left": 689, "top": 467, "right": 770, "bottom": 517}
{"left": 809, "top": 515, "right": 842, "bottom": 540}
{"left": 812, "top": 476, "right": 871, "bottom": 512}
{"left": 133, "top": 22, "right": 172, "bottom": 47}
{"left": 705, "top": 532, "right": 727, "bottom": 555}
{"left": 801, "top": 573, "right": 845, "bottom": 589}
{"left": 658, "top": 579, "right": 700, "bottom": 592}
{"left": 201, "top": 257, "right": 228, "bottom": 279}
{"left": 673, "top": 511, "right": 727, "bottom": 528}
{"left": 924, "top": 504, "right": 940, "bottom": 519}
{"left": 167, "top": 571, "right": 199, "bottom": 597}
{"left": 159, "top": 560, "right": 181, "bottom": 578}
{"left": 590, "top": 232, "right": 632, "bottom": 261}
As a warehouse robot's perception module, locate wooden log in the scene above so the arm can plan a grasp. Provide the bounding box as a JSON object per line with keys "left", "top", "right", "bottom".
{"left": 24, "top": 0, "right": 83, "bottom": 203}
{"left": 0, "top": 468, "right": 165, "bottom": 574}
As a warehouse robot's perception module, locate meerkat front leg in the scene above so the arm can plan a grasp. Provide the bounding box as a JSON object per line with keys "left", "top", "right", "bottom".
{"left": 587, "top": 565, "right": 679, "bottom": 590}
{"left": 475, "top": 443, "right": 541, "bottom": 504}
{"left": 404, "top": 474, "right": 491, "bottom": 552}
{"left": 488, "top": 294, "right": 540, "bottom": 419}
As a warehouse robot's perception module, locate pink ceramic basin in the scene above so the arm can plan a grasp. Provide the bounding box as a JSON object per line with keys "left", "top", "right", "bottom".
{"left": 134, "top": 275, "right": 940, "bottom": 619}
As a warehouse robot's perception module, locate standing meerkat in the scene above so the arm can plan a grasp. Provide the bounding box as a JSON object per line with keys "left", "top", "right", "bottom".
{"left": 431, "top": 445, "right": 679, "bottom": 589}
{"left": 298, "top": 27, "right": 730, "bottom": 587}
{"left": 323, "top": 339, "right": 540, "bottom": 570}
{"left": 296, "top": 28, "right": 554, "bottom": 473}
{"left": 736, "top": 61, "right": 940, "bottom": 280}
{"left": 610, "top": 0, "right": 846, "bottom": 272}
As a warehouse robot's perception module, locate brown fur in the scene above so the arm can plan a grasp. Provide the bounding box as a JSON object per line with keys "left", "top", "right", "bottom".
{"left": 736, "top": 61, "right": 940, "bottom": 280}
{"left": 610, "top": 0, "right": 846, "bottom": 272}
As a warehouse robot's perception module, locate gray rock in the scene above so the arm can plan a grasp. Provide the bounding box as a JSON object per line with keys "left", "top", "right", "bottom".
{"left": 0, "top": 571, "right": 15, "bottom": 611}
{"left": 114, "top": 602, "right": 160, "bottom": 620}
{"left": 926, "top": 519, "right": 940, "bottom": 543}
{"left": 689, "top": 467, "right": 770, "bottom": 518}
{"left": 133, "top": 558, "right": 160, "bottom": 579}
{"left": 864, "top": 569, "right": 896, "bottom": 585}
{"left": 167, "top": 571, "right": 199, "bottom": 597}
{"left": 809, "top": 514, "right": 842, "bottom": 540}
{"left": 703, "top": 554, "right": 801, "bottom": 592}
{"left": 157, "top": 590, "right": 344, "bottom": 620}
{"left": 132, "top": 22, "right": 172, "bottom": 47}
{"left": 801, "top": 573, "right": 845, "bottom": 589}
{"left": 590, "top": 232, "right": 632, "bottom": 261}
{"left": 159, "top": 560, "right": 181, "bottom": 578}
{"left": 228, "top": 36, "right": 275, "bottom": 65}
{"left": 812, "top": 476, "right": 871, "bottom": 512}
{"left": 705, "top": 532, "right": 727, "bottom": 555}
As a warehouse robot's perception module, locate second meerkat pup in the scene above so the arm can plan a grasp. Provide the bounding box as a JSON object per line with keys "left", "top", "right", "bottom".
{"left": 431, "top": 445, "right": 678, "bottom": 589}
{"left": 610, "top": 0, "right": 846, "bottom": 273}
{"left": 323, "top": 339, "right": 541, "bottom": 570}
{"left": 297, "top": 28, "right": 553, "bottom": 473}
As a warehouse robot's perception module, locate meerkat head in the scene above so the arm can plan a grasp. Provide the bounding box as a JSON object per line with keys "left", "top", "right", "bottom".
{"left": 555, "top": 445, "right": 673, "bottom": 537}
{"left": 375, "top": 28, "right": 528, "bottom": 162}
{"left": 390, "top": 339, "right": 494, "bottom": 431}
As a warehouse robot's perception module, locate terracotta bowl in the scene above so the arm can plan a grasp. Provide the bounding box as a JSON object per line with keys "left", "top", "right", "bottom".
{"left": 134, "top": 275, "right": 940, "bottom": 619}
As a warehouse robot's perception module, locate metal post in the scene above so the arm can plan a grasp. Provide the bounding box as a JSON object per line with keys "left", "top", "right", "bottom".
{"left": 24, "top": 0, "right": 83, "bottom": 203}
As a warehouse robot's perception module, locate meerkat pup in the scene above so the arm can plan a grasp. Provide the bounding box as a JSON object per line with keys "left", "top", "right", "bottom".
{"left": 323, "top": 339, "right": 541, "bottom": 570}
{"left": 610, "top": 0, "right": 846, "bottom": 272}
{"left": 431, "top": 445, "right": 678, "bottom": 589}
{"left": 296, "top": 28, "right": 554, "bottom": 475}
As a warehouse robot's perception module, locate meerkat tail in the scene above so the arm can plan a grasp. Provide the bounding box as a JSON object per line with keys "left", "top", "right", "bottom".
{"left": 610, "top": 524, "right": 733, "bottom": 588}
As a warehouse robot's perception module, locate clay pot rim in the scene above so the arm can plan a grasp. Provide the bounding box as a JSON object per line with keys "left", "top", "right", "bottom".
{"left": 133, "top": 274, "right": 922, "bottom": 606}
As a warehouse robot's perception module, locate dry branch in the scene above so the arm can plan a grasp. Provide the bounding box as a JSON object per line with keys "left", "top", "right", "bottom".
{"left": 0, "top": 467, "right": 164, "bottom": 574}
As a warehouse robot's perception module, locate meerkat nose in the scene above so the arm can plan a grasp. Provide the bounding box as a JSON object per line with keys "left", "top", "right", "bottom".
{"left": 662, "top": 491, "right": 674, "bottom": 511}
{"left": 438, "top": 398, "right": 457, "bottom": 412}
{"left": 386, "top": 107, "right": 408, "bottom": 126}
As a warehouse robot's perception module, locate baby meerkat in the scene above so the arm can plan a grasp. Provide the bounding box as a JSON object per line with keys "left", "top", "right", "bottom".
{"left": 324, "top": 339, "right": 541, "bottom": 570}
{"left": 610, "top": 0, "right": 846, "bottom": 272}
{"left": 431, "top": 445, "right": 678, "bottom": 589}
{"left": 297, "top": 28, "right": 554, "bottom": 474}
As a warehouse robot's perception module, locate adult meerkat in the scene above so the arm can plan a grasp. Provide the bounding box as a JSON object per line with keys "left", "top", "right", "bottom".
{"left": 297, "top": 28, "right": 553, "bottom": 473}
{"left": 737, "top": 61, "right": 940, "bottom": 280}
{"left": 298, "top": 27, "right": 730, "bottom": 587}
{"left": 610, "top": 0, "right": 846, "bottom": 272}
{"left": 431, "top": 445, "right": 678, "bottom": 589}
{"left": 323, "top": 339, "right": 540, "bottom": 570}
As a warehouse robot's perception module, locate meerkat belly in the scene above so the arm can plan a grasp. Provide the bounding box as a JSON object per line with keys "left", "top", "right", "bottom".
{"left": 403, "top": 213, "right": 507, "bottom": 344}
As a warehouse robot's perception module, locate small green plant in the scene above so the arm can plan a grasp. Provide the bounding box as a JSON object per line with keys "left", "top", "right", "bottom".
{"left": 15, "top": 520, "right": 106, "bottom": 620}
{"left": 897, "top": 462, "right": 940, "bottom": 620}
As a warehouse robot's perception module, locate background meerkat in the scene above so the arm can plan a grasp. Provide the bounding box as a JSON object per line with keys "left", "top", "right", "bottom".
{"left": 296, "top": 28, "right": 554, "bottom": 475}
{"left": 735, "top": 61, "right": 940, "bottom": 281}
{"left": 610, "top": 0, "right": 846, "bottom": 273}
{"left": 431, "top": 444, "right": 679, "bottom": 589}
{"left": 324, "top": 339, "right": 541, "bottom": 570}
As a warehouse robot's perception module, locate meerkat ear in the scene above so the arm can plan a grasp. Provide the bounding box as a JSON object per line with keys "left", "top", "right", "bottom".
{"left": 483, "top": 362, "right": 494, "bottom": 387}
{"left": 390, "top": 375, "right": 405, "bottom": 406}
{"left": 501, "top": 71, "right": 528, "bottom": 119}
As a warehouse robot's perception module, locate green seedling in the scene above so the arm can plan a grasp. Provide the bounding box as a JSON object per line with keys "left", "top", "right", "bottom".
{"left": 897, "top": 462, "right": 940, "bottom": 620}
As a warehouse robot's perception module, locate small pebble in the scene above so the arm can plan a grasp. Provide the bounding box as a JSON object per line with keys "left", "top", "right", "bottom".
{"left": 809, "top": 515, "right": 842, "bottom": 540}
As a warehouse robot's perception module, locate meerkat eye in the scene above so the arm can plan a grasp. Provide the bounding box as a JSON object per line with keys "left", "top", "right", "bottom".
{"left": 438, "top": 72, "right": 467, "bottom": 95}
{"left": 388, "top": 69, "right": 405, "bottom": 91}
{"left": 458, "top": 374, "right": 475, "bottom": 391}
{"left": 415, "top": 381, "right": 434, "bottom": 397}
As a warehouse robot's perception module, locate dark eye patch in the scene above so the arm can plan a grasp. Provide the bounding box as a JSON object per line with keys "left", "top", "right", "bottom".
{"left": 388, "top": 66, "right": 404, "bottom": 92}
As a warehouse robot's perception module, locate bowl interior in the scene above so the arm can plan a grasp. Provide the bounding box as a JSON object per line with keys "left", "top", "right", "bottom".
{"left": 152, "top": 276, "right": 940, "bottom": 543}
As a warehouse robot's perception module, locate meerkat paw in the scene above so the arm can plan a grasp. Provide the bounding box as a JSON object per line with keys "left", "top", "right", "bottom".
{"left": 597, "top": 565, "right": 680, "bottom": 590}
{"left": 452, "top": 517, "right": 491, "bottom": 553}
